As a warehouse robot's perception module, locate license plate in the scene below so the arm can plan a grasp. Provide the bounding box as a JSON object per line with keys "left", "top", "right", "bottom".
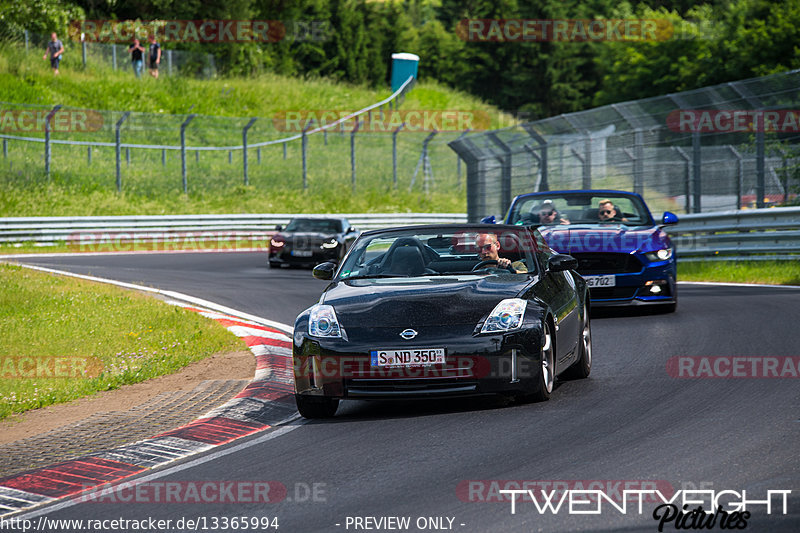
{"left": 370, "top": 348, "right": 446, "bottom": 367}
{"left": 291, "top": 250, "right": 313, "bottom": 257}
{"left": 584, "top": 275, "right": 616, "bottom": 287}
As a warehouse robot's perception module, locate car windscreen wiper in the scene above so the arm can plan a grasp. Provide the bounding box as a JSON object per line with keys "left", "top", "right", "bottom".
{"left": 340, "top": 274, "right": 409, "bottom": 280}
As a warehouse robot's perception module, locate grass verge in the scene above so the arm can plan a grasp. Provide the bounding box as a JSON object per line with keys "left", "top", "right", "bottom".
{"left": 678, "top": 260, "right": 800, "bottom": 286}
{"left": 0, "top": 263, "right": 244, "bottom": 420}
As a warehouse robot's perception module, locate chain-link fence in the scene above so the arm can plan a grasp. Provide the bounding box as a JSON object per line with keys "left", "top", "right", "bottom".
{"left": 0, "top": 77, "right": 479, "bottom": 198}
{"left": 450, "top": 70, "right": 800, "bottom": 222}
{"left": 18, "top": 29, "right": 217, "bottom": 78}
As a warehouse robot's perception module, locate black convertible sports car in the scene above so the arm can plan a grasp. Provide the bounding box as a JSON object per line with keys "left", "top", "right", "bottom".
{"left": 292, "top": 224, "right": 592, "bottom": 418}
{"left": 269, "top": 216, "right": 359, "bottom": 268}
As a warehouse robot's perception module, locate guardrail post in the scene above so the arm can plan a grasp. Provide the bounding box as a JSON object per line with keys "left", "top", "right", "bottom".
{"left": 302, "top": 119, "right": 314, "bottom": 190}
{"left": 242, "top": 117, "right": 257, "bottom": 186}
{"left": 351, "top": 120, "right": 362, "bottom": 193}
{"left": 44, "top": 105, "right": 62, "bottom": 180}
{"left": 692, "top": 131, "right": 702, "bottom": 213}
{"left": 392, "top": 123, "right": 405, "bottom": 189}
{"left": 180, "top": 114, "right": 196, "bottom": 195}
{"left": 115, "top": 111, "right": 130, "bottom": 193}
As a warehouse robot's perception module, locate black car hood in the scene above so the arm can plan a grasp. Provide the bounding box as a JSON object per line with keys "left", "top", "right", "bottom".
{"left": 321, "top": 276, "right": 531, "bottom": 328}
{"left": 282, "top": 231, "right": 338, "bottom": 241}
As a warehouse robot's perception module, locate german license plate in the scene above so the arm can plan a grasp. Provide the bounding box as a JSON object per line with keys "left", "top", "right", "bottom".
{"left": 291, "top": 250, "right": 313, "bottom": 257}
{"left": 370, "top": 348, "right": 446, "bottom": 367}
{"left": 584, "top": 275, "right": 616, "bottom": 287}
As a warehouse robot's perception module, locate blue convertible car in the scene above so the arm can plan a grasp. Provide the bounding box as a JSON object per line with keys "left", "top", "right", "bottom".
{"left": 483, "top": 190, "right": 679, "bottom": 312}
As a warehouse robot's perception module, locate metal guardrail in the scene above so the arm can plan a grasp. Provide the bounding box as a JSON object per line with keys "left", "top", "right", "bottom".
{"left": 2, "top": 209, "right": 798, "bottom": 262}
{"left": 665, "top": 207, "right": 800, "bottom": 261}
{"left": 0, "top": 213, "right": 468, "bottom": 246}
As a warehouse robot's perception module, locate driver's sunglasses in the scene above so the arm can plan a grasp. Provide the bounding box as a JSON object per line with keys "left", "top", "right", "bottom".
{"left": 479, "top": 243, "right": 496, "bottom": 251}
{"left": 599, "top": 209, "right": 614, "bottom": 215}
{"left": 540, "top": 211, "right": 555, "bottom": 217}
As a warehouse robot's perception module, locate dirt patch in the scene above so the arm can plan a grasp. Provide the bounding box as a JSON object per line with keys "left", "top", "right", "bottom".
{"left": 0, "top": 350, "right": 255, "bottom": 445}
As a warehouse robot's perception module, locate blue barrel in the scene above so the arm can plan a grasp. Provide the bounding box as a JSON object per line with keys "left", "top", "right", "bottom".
{"left": 390, "top": 53, "right": 419, "bottom": 92}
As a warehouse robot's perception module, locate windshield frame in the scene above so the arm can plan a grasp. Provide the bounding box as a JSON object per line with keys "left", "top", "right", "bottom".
{"left": 507, "top": 191, "right": 655, "bottom": 227}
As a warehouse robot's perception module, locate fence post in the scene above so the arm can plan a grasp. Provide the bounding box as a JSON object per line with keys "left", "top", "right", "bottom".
{"left": 728, "top": 146, "right": 743, "bottom": 210}
{"left": 44, "top": 105, "right": 62, "bottom": 180}
{"left": 633, "top": 129, "right": 644, "bottom": 195}
{"left": 87, "top": 146, "right": 92, "bottom": 166}
{"left": 24, "top": 30, "right": 29, "bottom": 52}
{"left": 126, "top": 147, "right": 130, "bottom": 166}
{"left": 392, "top": 123, "right": 406, "bottom": 189}
{"left": 112, "top": 45, "right": 117, "bottom": 70}
{"left": 302, "top": 119, "right": 314, "bottom": 190}
{"left": 228, "top": 151, "right": 232, "bottom": 164}
{"left": 162, "top": 149, "right": 166, "bottom": 167}
{"left": 583, "top": 136, "right": 592, "bottom": 189}
{"left": 692, "top": 130, "right": 702, "bottom": 213}
{"left": 283, "top": 142, "right": 287, "bottom": 160}
{"left": 82, "top": 40, "right": 87, "bottom": 69}
{"left": 168, "top": 50, "right": 173, "bottom": 76}
{"left": 411, "top": 131, "right": 437, "bottom": 193}
{"left": 756, "top": 124, "right": 765, "bottom": 208}
{"left": 3, "top": 139, "right": 7, "bottom": 159}
{"left": 115, "top": 111, "right": 130, "bottom": 193}
{"left": 455, "top": 129, "right": 471, "bottom": 190}
{"left": 487, "top": 133, "right": 512, "bottom": 211}
{"left": 180, "top": 114, "right": 196, "bottom": 194}
{"left": 674, "top": 147, "right": 691, "bottom": 213}
{"left": 242, "top": 117, "right": 257, "bottom": 186}
{"left": 523, "top": 125, "right": 549, "bottom": 191}
{"left": 257, "top": 147, "right": 261, "bottom": 164}
{"left": 351, "top": 120, "right": 362, "bottom": 193}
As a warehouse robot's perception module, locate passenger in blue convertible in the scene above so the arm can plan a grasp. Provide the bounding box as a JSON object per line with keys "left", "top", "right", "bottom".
{"left": 475, "top": 233, "right": 527, "bottom": 273}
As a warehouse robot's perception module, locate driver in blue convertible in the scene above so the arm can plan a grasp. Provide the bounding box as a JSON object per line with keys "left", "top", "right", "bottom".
{"left": 475, "top": 232, "right": 528, "bottom": 274}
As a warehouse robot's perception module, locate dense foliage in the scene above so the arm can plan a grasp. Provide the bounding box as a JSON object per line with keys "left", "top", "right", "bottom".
{"left": 2, "top": 0, "right": 798, "bottom": 118}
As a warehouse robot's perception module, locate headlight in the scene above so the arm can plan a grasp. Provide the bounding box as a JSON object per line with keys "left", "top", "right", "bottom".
{"left": 481, "top": 298, "right": 527, "bottom": 333}
{"left": 270, "top": 238, "right": 285, "bottom": 248}
{"left": 321, "top": 239, "right": 339, "bottom": 249}
{"left": 308, "top": 304, "right": 342, "bottom": 338}
{"left": 645, "top": 247, "right": 673, "bottom": 261}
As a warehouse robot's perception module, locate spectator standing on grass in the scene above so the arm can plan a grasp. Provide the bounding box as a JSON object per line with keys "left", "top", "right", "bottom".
{"left": 43, "top": 33, "right": 64, "bottom": 75}
{"left": 148, "top": 34, "right": 161, "bottom": 79}
{"left": 128, "top": 38, "right": 145, "bottom": 78}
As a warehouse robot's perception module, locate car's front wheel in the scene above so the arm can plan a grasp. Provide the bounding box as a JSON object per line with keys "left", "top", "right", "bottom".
{"left": 295, "top": 394, "right": 339, "bottom": 419}
{"left": 529, "top": 321, "right": 555, "bottom": 402}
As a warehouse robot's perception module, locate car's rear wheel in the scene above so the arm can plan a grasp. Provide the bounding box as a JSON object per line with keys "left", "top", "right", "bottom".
{"left": 563, "top": 303, "right": 592, "bottom": 380}
{"left": 295, "top": 394, "right": 339, "bottom": 419}
{"left": 529, "top": 321, "right": 555, "bottom": 402}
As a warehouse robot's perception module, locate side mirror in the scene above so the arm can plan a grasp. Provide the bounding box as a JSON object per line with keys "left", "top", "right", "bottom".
{"left": 346, "top": 227, "right": 355, "bottom": 233}
{"left": 480, "top": 215, "right": 497, "bottom": 224}
{"left": 275, "top": 224, "right": 283, "bottom": 231}
{"left": 312, "top": 262, "right": 337, "bottom": 281}
{"left": 662, "top": 212, "right": 679, "bottom": 225}
{"left": 548, "top": 254, "right": 578, "bottom": 272}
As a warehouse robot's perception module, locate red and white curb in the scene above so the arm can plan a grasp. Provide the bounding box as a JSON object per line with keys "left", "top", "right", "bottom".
{"left": 0, "top": 265, "right": 299, "bottom": 517}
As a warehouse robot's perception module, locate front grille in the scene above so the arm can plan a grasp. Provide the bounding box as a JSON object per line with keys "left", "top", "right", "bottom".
{"left": 590, "top": 287, "right": 638, "bottom": 300}
{"left": 573, "top": 253, "right": 642, "bottom": 275}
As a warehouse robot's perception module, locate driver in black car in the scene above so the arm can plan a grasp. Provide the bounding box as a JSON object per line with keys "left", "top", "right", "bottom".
{"left": 475, "top": 233, "right": 527, "bottom": 273}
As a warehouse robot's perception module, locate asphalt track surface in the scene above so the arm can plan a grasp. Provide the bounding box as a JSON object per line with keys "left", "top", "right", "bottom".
{"left": 10, "top": 252, "right": 800, "bottom": 532}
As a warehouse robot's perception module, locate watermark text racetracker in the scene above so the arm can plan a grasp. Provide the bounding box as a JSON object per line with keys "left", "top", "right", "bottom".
{"left": 68, "top": 231, "right": 271, "bottom": 253}
{"left": 666, "top": 356, "right": 800, "bottom": 378}
{"left": 69, "top": 19, "right": 331, "bottom": 43}
{"left": 0, "top": 109, "right": 103, "bottom": 133}
{"left": 272, "top": 110, "right": 491, "bottom": 133}
{"left": 457, "top": 19, "right": 673, "bottom": 42}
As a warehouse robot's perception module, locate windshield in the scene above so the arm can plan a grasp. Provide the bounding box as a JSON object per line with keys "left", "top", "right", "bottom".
{"left": 508, "top": 193, "right": 653, "bottom": 226}
{"left": 284, "top": 218, "right": 343, "bottom": 233}
{"left": 337, "top": 226, "right": 539, "bottom": 280}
